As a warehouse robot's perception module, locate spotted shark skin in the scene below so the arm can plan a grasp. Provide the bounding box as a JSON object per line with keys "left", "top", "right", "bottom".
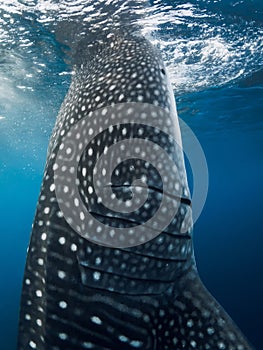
{"left": 18, "top": 33, "right": 253, "bottom": 350}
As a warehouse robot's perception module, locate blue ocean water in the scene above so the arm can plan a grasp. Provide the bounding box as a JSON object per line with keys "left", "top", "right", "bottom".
{"left": 0, "top": 1, "right": 262, "bottom": 349}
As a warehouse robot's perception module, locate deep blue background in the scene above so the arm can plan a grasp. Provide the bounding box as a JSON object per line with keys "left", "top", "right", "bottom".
{"left": 180, "top": 86, "right": 263, "bottom": 350}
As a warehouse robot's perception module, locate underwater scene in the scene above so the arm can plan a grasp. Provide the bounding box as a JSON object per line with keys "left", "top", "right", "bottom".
{"left": 0, "top": 1, "right": 262, "bottom": 349}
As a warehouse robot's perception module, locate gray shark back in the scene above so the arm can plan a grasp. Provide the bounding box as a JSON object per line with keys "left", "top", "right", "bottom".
{"left": 18, "top": 33, "right": 253, "bottom": 350}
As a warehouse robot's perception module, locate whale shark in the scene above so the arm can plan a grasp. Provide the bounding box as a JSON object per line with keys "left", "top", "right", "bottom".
{"left": 18, "top": 28, "right": 253, "bottom": 350}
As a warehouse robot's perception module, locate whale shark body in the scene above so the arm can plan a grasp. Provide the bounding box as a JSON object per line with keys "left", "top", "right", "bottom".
{"left": 18, "top": 31, "right": 253, "bottom": 350}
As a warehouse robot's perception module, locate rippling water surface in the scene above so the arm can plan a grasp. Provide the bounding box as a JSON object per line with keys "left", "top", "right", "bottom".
{"left": 0, "top": 1, "right": 262, "bottom": 349}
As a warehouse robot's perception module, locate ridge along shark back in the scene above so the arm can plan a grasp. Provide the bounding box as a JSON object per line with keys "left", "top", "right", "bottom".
{"left": 18, "top": 19, "right": 253, "bottom": 350}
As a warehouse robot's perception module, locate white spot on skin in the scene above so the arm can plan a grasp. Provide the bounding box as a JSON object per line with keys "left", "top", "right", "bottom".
{"left": 91, "top": 316, "right": 102, "bottom": 325}
{"left": 36, "top": 319, "right": 42, "bottom": 326}
{"left": 207, "top": 327, "right": 215, "bottom": 335}
{"left": 130, "top": 340, "right": 143, "bottom": 348}
{"left": 29, "top": 341, "right": 36, "bottom": 349}
{"left": 59, "top": 237, "right": 66, "bottom": 245}
{"left": 41, "top": 233, "right": 47, "bottom": 241}
{"left": 190, "top": 340, "right": 197, "bottom": 348}
{"left": 172, "top": 337, "right": 178, "bottom": 345}
{"left": 36, "top": 290, "right": 42, "bottom": 297}
{"left": 159, "top": 309, "right": 165, "bottom": 317}
{"left": 58, "top": 270, "right": 66, "bottom": 279}
{"left": 66, "top": 147, "right": 72, "bottom": 155}
{"left": 57, "top": 211, "right": 63, "bottom": 218}
{"left": 237, "top": 345, "right": 245, "bottom": 350}
{"left": 119, "top": 335, "right": 129, "bottom": 342}
{"left": 93, "top": 271, "right": 101, "bottom": 281}
{"left": 38, "top": 258, "right": 44, "bottom": 266}
{"left": 71, "top": 244, "right": 77, "bottom": 252}
{"left": 96, "top": 226, "right": 102, "bottom": 233}
{"left": 95, "top": 257, "right": 101, "bottom": 265}
{"left": 59, "top": 301, "right": 67, "bottom": 309}
{"left": 187, "top": 319, "right": 194, "bottom": 327}
{"left": 59, "top": 333, "right": 68, "bottom": 340}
